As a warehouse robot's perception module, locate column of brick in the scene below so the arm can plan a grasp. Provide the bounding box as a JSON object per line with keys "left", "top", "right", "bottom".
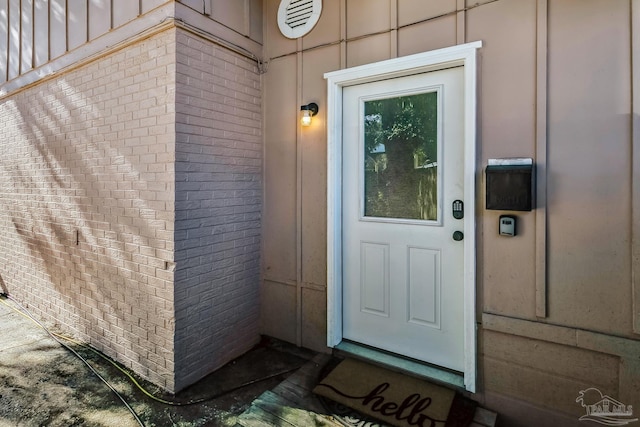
{"left": 173, "top": 29, "right": 262, "bottom": 391}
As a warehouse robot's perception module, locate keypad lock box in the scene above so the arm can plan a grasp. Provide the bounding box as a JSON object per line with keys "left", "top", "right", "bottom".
{"left": 499, "top": 215, "right": 516, "bottom": 236}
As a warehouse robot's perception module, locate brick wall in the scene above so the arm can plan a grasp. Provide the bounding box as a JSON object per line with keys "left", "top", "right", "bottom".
{"left": 0, "top": 24, "right": 263, "bottom": 393}
{"left": 173, "top": 29, "right": 262, "bottom": 390}
{"left": 0, "top": 29, "right": 178, "bottom": 390}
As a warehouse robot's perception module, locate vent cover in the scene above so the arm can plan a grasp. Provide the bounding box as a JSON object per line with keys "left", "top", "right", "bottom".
{"left": 277, "top": 0, "right": 322, "bottom": 39}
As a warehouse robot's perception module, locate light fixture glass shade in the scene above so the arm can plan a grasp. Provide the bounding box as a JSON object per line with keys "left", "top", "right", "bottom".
{"left": 300, "top": 102, "right": 318, "bottom": 127}
{"left": 301, "top": 109, "right": 313, "bottom": 126}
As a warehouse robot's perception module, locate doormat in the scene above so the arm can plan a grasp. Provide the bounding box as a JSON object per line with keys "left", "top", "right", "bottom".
{"left": 313, "top": 358, "right": 476, "bottom": 427}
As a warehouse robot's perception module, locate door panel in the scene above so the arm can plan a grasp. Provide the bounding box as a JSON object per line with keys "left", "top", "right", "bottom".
{"left": 342, "top": 67, "right": 465, "bottom": 372}
{"left": 408, "top": 246, "right": 440, "bottom": 327}
{"left": 360, "top": 242, "right": 390, "bottom": 316}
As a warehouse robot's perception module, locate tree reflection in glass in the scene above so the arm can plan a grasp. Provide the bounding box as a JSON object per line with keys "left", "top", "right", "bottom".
{"left": 364, "top": 91, "right": 438, "bottom": 221}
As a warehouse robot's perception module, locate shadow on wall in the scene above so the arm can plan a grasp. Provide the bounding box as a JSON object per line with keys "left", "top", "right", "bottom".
{"left": 0, "top": 62, "right": 175, "bottom": 387}
{"left": 0, "top": 273, "right": 7, "bottom": 295}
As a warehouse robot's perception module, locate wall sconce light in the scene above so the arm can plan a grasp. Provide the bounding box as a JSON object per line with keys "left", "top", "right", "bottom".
{"left": 300, "top": 102, "right": 318, "bottom": 126}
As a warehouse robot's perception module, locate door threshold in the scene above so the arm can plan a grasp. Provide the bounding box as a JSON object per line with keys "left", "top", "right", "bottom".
{"left": 334, "top": 341, "right": 465, "bottom": 390}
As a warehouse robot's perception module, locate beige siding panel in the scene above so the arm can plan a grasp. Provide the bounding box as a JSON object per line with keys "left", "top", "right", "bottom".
{"left": 141, "top": 0, "right": 167, "bottom": 13}
{"left": 67, "top": 1, "right": 87, "bottom": 51}
{"left": 619, "top": 356, "right": 640, "bottom": 413}
{"left": 249, "top": 0, "right": 263, "bottom": 44}
{"left": 398, "top": 0, "right": 456, "bottom": 27}
{"left": 261, "top": 280, "right": 298, "bottom": 344}
{"left": 483, "top": 330, "right": 619, "bottom": 391}
{"left": 179, "top": 0, "right": 203, "bottom": 14}
{"left": 20, "top": 0, "right": 32, "bottom": 73}
{"left": 346, "top": 32, "right": 391, "bottom": 68}
{"left": 483, "top": 391, "right": 588, "bottom": 427}
{"left": 49, "top": 0, "right": 66, "bottom": 60}
{"left": 89, "top": 0, "right": 111, "bottom": 40}
{"left": 397, "top": 14, "right": 456, "bottom": 57}
{"left": 112, "top": 0, "right": 139, "bottom": 28}
{"left": 33, "top": 0, "right": 48, "bottom": 66}
{"left": 547, "top": 0, "right": 632, "bottom": 334}
{"left": 211, "top": 0, "right": 245, "bottom": 36}
{"left": 467, "top": 0, "right": 536, "bottom": 155}
{"left": 0, "top": 0, "right": 7, "bottom": 83}
{"left": 346, "top": 0, "right": 391, "bottom": 39}
{"left": 483, "top": 312, "right": 577, "bottom": 347}
{"left": 469, "top": 0, "right": 501, "bottom": 6}
{"left": 264, "top": 0, "right": 296, "bottom": 59}
{"left": 302, "top": 0, "right": 340, "bottom": 51}
{"left": 8, "top": 0, "right": 20, "bottom": 78}
{"left": 467, "top": 0, "right": 537, "bottom": 318}
{"left": 484, "top": 357, "right": 614, "bottom": 418}
{"left": 301, "top": 46, "right": 340, "bottom": 287}
{"left": 301, "top": 287, "right": 327, "bottom": 351}
{"left": 263, "top": 55, "right": 298, "bottom": 282}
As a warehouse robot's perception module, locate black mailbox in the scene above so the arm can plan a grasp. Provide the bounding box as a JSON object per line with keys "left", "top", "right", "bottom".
{"left": 486, "top": 159, "right": 535, "bottom": 211}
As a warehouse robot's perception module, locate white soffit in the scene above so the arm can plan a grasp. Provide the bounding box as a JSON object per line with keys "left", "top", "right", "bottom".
{"left": 277, "top": 0, "right": 322, "bottom": 39}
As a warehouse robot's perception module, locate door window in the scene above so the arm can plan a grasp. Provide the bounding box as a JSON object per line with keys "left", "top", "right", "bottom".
{"left": 362, "top": 91, "right": 440, "bottom": 222}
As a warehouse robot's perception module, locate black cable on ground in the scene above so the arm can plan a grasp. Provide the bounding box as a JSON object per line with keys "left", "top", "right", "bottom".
{"left": 0, "top": 293, "right": 304, "bottom": 408}
{"left": 0, "top": 293, "right": 146, "bottom": 427}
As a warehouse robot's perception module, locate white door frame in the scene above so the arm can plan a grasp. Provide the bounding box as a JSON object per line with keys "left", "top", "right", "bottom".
{"left": 324, "top": 41, "right": 482, "bottom": 393}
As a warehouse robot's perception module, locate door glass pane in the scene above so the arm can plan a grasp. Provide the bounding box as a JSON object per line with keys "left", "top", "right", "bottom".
{"left": 363, "top": 91, "right": 438, "bottom": 221}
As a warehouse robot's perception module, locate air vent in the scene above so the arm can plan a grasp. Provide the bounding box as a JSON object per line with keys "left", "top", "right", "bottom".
{"left": 277, "top": 0, "right": 322, "bottom": 39}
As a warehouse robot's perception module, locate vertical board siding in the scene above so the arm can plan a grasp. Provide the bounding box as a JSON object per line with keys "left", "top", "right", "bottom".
{"left": 33, "top": 0, "right": 48, "bottom": 67}
{"left": 0, "top": 0, "right": 143, "bottom": 85}
{"left": 1, "top": 1, "right": 262, "bottom": 90}
{"left": 263, "top": 0, "right": 638, "bottom": 422}
{"left": 467, "top": 0, "right": 538, "bottom": 318}
{"left": 8, "top": 0, "right": 19, "bottom": 79}
{"left": 49, "top": 0, "right": 66, "bottom": 59}
{"left": 88, "top": 0, "right": 111, "bottom": 39}
{"left": 67, "top": 0, "right": 87, "bottom": 51}
{"left": 177, "top": 0, "right": 202, "bottom": 14}
{"left": 141, "top": 0, "right": 166, "bottom": 13}
{"left": 346, "top": 0, "right": 391, "bottom": 39}
{"left": 112, "top": 0, "right": 139, "bottom": 28}
{"left": 211, "top": 0, "right": 244, "bottom": 34}
{"left": 300, "top": 45, "right": 336, "bottom": 287}
{"left": 0, "top": 0, "right": 8, "bottom": 83}
{"left": 547, "top": 0, "right": 632, "bottom": 334}
{"left": 262, "top": 55, "right": 298, "bottom": 283}
{"left": 261, "top": 0, "right": 468, "bottom": 353}
{"left": 249, "top": 0, "right": 262, "bottom": 43}
{"left": 20, "top": 0, "right": 33, "bottom": 73}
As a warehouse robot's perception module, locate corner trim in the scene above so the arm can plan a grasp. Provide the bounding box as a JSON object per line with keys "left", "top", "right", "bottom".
{"left": 535, "top": 0, "right": 548, "bottom": 319}
{"left": 632, "top": 0, "right": 640, "bottom": 334}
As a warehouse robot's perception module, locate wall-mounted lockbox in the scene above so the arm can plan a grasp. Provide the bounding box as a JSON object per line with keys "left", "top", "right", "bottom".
{"left": 499, "top": 215, "right": 517, "bottom": 236}
{"left": 486, "top": 158, "right": 535, "bottom": 211}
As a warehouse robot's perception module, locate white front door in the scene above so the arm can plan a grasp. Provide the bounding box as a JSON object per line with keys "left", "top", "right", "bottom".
{"left": 342, "top": 67, "right": 465, "bottom": 372}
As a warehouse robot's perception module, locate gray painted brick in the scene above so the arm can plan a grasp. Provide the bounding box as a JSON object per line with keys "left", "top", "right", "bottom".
{"left": 173, "top": 29, "right": 261, "bottom": 391}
